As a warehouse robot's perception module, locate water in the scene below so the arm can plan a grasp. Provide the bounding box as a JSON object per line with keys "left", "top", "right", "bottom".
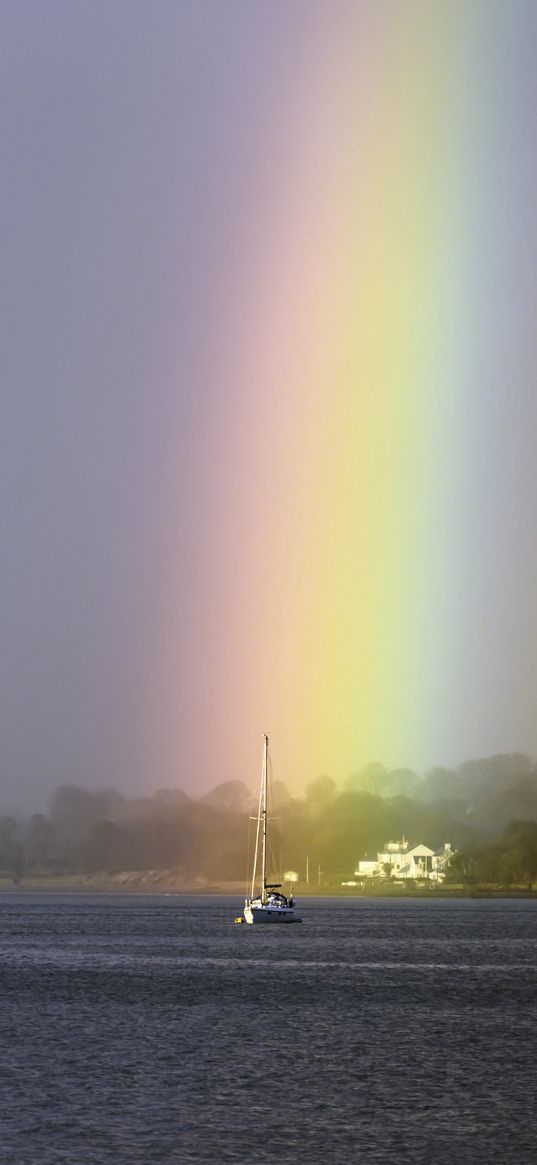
{"left": 1, "top": 894, "right": 537, "bottom": 1164}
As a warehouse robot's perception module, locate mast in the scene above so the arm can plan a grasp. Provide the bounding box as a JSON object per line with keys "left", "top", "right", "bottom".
{"left": 262, "top": 734, "right": 268, "bottom": 901}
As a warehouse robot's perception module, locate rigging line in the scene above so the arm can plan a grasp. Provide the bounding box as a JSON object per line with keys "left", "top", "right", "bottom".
{"left": 266, "top": 744, "right": 281, "bottom": 882}
{"left": 245, "top": 814, "right": 253, "bottom": 898}
{"left": 250, "top": 749, "right": 264, "bottom": 899}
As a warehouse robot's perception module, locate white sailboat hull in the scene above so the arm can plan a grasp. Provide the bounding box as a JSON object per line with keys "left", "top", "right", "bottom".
{"left": 244, "top": 904, "right": 299, "bottom": 924}
{"left": 240, "top": 736, "right": 302, "bottom": 926}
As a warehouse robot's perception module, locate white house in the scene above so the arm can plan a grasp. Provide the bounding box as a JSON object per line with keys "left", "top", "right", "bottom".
{"left": 355, "top": 839, "right": 453, "bottom": 882}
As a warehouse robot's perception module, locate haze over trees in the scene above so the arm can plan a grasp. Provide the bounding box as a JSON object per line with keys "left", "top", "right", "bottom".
{"left": 2, "top": 753, "right": 537, "bottom": 886}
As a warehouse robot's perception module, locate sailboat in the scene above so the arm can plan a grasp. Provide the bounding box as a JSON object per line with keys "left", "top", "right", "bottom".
{"left": 243, "top": 735, "right": 300, "bottom": 924}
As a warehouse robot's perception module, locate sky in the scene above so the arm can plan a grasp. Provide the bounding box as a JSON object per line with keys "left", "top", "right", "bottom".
{"left": 2, "top": 0, "right": 537, "bottom": 810}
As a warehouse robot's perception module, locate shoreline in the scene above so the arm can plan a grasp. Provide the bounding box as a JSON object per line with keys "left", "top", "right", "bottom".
{"left": 2, "top": 873, "right": 537, "bottom": 898}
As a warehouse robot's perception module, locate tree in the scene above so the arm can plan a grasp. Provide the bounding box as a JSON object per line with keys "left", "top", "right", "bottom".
{"left": 24, "top": 814, "right": 57, "bottom": 870}
{"left": 345, "top": 764, "right": 390, "bottom": 797}
{"left": 0, "top": 816, "right": 18, "bottom": 873}
{"left": 305, "top": 775, "right": 338, "bottom": 813}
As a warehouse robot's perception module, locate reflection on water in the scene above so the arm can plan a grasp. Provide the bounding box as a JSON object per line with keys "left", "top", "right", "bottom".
{"left": 1, "top": 894, "right": 537, "bottom": 1164}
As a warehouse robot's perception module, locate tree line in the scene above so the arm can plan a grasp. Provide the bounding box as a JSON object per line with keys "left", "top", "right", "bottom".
{"left": 2, "top": 752, "right": 537, "bottom": 885}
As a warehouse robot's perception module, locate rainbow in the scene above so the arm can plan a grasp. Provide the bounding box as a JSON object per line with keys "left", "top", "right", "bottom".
{"left": 150, "top": 1, "right": 532, "bottom": 791}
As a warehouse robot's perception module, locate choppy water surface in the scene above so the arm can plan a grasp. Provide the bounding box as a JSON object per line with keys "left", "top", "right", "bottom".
{"left": 1, "top": 894, "right": 537, "bottom": 1164}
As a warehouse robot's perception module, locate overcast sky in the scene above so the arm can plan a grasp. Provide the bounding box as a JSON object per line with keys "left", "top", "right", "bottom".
{"left": 3, "top": 1, "right": 537, "bottom": 812}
